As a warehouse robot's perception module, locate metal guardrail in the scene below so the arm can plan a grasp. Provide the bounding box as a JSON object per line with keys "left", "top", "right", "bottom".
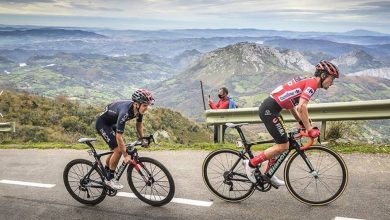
{"left": 0, "top": 122, "right": 16, "bottom": 133}
{"left": 205, "top": 99, "right": 390, "bottom": 142}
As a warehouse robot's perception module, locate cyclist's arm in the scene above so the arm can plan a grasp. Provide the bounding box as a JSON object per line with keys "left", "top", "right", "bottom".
{"left": 136, "top": 122, "right": 144, "bottom": 138}
{"left": 296, "top": 98, "right": 312, "bottom": 131}
{"left": 289, "top": 107, "right": 301, "bottom": 121}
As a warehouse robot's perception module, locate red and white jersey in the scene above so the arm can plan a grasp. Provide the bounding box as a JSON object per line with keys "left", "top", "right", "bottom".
{"left": 270, "top": 77, "right": 318, "bottom": 109}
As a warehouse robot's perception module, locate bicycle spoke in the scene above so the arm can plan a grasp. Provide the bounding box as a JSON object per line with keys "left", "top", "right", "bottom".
{"left": 318, "top": 161, "right": 340, "bottom": 175}
{"left": 154, "top": 182, "right": 170, "bottom": 194}
{"left": 318, "top": 178, "right": 336, "bottom": 196}
{"left": 318, "top": 174, "right": 342, "bottom": 180}
{"left": 288, "top": 175, "right": 313, "bottom": 183}
{"left": 215, "top": 155, "right": 228, "bottom": 171}
{"left": 211, "top": 159, "right": 227, "bottom": 173}
{"left": 298, "top": 178, "right": 315, "bottom": 196}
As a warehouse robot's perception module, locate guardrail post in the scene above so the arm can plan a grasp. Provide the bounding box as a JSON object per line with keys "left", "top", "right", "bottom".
{"left": 218, "top": 124, "right": 224, "bottom": 143}
{"left": 320, "top": 121, "right": 326, "bottom": 140}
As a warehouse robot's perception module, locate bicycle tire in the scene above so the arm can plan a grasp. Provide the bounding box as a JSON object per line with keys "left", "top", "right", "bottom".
{"left": 127, "top": 157, "right": 175, "bottom": 206}
{"left": 63, "top": 159, "right": 107, "bottom": 205}
{"left": 284, "top": 146, "right": 348, "bottom": 205}
{"left": 202, "top": 149, "right": 256, "bottom": 202}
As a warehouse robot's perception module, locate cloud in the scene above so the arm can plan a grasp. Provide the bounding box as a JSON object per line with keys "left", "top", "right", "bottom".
{"left": 0, "top": 0, "right": 389, "bottom": 33}
{"left": 69, "top": 3, "right": 123, "bottom": 12}
{"left": 0, "top": 0, "right": 54, "bottom": 3}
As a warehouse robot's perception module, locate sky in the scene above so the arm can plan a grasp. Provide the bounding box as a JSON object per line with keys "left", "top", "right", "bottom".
{"left": 0, "top": 0, "right": 389, "bottom": 33}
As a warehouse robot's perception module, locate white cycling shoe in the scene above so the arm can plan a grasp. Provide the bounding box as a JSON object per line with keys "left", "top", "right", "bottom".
{"left": 105, "top": 179, "right": 124, "bottom": 190}
{"left": 270, "top": 175, "right": 285, "bottom": 187}
{"left": 243, "top": 159, "right": 285, "bottom": 187}
{"left": 243, "top": 160, "right": 258, "bottom": 183}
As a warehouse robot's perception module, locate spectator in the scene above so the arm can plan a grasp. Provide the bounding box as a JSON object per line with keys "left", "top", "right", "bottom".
{"left": 208, "top": 87, "right": 230, "bottom": 143}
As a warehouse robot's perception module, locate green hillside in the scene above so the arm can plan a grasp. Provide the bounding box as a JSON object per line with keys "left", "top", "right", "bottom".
{"left": 0, "top": 90, "right": 212, "bottom": 144}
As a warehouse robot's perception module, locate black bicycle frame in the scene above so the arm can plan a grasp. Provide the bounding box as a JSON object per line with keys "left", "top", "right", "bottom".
{"left": 82, "top": 141, "right": 151, "bottom": 186}
{"left": 227, "top": 126, "right": 318, "bottom": 183}
{"left": 265, "top": 133, "right": 317, "bottom": 178}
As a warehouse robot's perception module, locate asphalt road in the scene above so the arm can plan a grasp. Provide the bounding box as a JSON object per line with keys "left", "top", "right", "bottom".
{"left": 0, "top": 149, "right": 389, "bottom": 220}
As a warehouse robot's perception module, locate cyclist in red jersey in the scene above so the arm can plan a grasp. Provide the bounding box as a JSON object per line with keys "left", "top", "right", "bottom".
{"left": 243, "top": 60, "right": 340, "bottom": 186}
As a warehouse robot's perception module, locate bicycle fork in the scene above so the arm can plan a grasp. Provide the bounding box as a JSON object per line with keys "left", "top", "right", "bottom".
{"left": 115, "top": 158, "right": 152, "bottom": 185}
{"left": 296, "top": 150, "right": 319, "bottom": 178}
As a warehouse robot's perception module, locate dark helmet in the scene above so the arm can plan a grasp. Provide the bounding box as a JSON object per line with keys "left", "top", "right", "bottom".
{"left": 315, "top": 60, "right": 340, "bottom": 78}
{"left": 131, "top": 89, "right": 154, "bottom": 105}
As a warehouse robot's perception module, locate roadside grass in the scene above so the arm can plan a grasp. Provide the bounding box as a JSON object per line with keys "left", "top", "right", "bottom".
{"left": 0, "top": 141, "right": 389, "bottom": 154}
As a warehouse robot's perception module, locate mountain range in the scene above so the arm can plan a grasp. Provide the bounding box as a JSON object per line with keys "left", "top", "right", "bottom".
{"left": 1, "top": 26, "right": 389, "bottom": 119}
{"left": 149, "top": 42, "right": 390, "bottom": 119}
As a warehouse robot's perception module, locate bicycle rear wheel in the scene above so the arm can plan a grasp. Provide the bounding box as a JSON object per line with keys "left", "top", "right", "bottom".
{"left": 63, "top": 159, "right": 107, "bottom": 205}
{"left": 127, "top": 157, "right": 175, "bottom": 206}
{"left": 202, "top": 149, "right": 255, "bottom": 202}
{"left": 284, "top": 146, "right": 348, "bottom": 205}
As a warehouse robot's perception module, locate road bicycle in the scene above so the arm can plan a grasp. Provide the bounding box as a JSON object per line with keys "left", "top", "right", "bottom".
{"left": 63, "top": 135, "right": 175, "bottom": 206}
{"left": 202, "top": 123, "right": 348, "bottom": 205}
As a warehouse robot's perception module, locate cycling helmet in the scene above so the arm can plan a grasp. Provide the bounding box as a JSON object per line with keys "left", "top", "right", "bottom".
{"left": 131, "top": 89, "right": 154, "bottom": 105}
{"left": 315, "top": 60, "right": 340, "bottom": 78}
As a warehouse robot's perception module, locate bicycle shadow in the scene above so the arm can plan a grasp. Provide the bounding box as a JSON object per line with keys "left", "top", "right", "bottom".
{"left": 3, "top": 195, "right": 175, "bottom": 219}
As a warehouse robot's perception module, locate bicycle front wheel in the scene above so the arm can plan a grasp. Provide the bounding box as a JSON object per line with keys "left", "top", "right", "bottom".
{"left": 202, "top": 149, "right": 255, "bottom": 202}
{"left": 127, "top": 157, "right": 175, "bottom": 206}
{"left": 284, "top": 146, "right": 348, "bottom": 205}
{"left": 63, "top": 159, "right": 107, "bottom": 205}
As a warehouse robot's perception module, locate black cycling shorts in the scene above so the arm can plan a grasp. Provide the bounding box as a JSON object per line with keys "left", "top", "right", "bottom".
{"left": 96, "top": 117, "right": 117, "bottom": 150}
{"left": 259, "top": 96, "right": 288, "bottom": 144}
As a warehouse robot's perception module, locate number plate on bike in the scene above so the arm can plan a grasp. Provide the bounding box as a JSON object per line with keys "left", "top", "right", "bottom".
{"left": 87, "top": 150, "right": 94, "bottom": 156}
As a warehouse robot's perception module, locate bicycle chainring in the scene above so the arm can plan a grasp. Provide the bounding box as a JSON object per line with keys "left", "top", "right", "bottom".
{"left": 255, "top": 174, "right": 272, "bottom": 192}
{"left": 106, "top": 188, "right": 118, "bottom": 197}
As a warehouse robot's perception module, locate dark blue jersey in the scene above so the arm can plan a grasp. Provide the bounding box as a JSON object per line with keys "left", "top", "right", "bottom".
{"left": 98, "top": 100, "right": 143, "bottom": 134}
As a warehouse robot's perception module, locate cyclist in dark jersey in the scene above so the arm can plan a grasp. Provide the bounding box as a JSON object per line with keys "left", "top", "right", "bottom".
{"left": 96, "top": 89, "right": 154, "bottom": 190}
{"left": 243, "top": 60, "right": 340, "bottom": 186}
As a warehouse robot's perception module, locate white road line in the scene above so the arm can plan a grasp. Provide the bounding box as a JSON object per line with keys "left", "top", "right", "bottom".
{"left": 0, "top": 179, "right": 56, "bottom": 188}
{"left": 0, "top": 179, "right": 212, "bottom": 207}
{"left": 334, "top": 217, "right": 365, "bottom": 220}
{"left": 117, "top": 192, "right": 213, "bottom": 207}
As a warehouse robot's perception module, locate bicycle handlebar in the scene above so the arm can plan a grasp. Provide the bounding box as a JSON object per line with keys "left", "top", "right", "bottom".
{"left": 126, "top": 134, "right": 155, "bottom": 150}
{"left": 299, "top": 129, "right": 315, "bottom": 150}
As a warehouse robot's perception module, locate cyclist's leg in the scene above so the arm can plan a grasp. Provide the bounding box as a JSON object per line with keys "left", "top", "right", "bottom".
{"left": 96, "top": 118, "right": 119, "bottom": 178}
{"left": 251, "top": 97, "right": 289, "bottom": 167}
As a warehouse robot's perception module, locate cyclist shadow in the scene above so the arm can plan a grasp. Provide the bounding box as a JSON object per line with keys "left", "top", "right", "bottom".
{"left": 4, "top": 195, "right": 175, "bottom": 219}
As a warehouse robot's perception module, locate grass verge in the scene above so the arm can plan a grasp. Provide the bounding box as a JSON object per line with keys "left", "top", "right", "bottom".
{"left": 0, "top": 142, "right": 389, "bottom": 153}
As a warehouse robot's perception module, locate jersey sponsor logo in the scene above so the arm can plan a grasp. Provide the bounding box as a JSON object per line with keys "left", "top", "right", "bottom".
{"left": 264, "top": 109, "right": 272, "bottom": 116}
{"left": 119, "top": 113, "right": 129, "bottom": 124}
{"left": 275, "top": 122, "right": 285, "bottom": 136}
{"left": 108, "top": 110, "right": 117, "bottom": 114}
{"left": 293, "top": 76, "right": 305, "bottom": 82}
{"left": 99, "top": 128, "right": 111, "bottom": 143}
{"left": 99, "top": 106, "right": 108, "bottom": 116}
{"left": 272, "top": 118, "right": 278, "bottom": 124}
{"left": 287, "top": 76, "right": 305, "bottom": 86}
{"left": 278, "top": 88, "right": 302, "bottom": 102}
{"left": 304, "top": 87, "right": 315, "bottom": 97}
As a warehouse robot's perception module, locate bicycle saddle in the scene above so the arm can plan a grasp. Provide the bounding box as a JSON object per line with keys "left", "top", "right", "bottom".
{"left": 78, "top": 138, "right": 97, "bottom": 143}
{"left": 225, "top": 123, "right": 249, "bottom": 128}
